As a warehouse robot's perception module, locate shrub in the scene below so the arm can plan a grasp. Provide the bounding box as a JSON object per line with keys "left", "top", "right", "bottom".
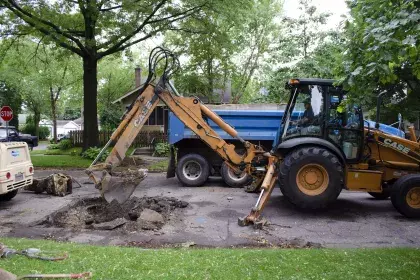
{"left": 38, "top": 126, "right": 50, "bottom": 140}
{"left": 47, "top": 144, "right": 60, "bottom": 150}
{"left": 81, "top": 147, "right": 109, "bottom": 162}
{"left": 154, "top": 142, "right": 170, "bottom": 157}
{"left": 47, "top": 139, "right": 73, "bottom": 150}
{"left": 57, "top": 139, "right": 73, "bottom": 150}
{"left": 21, "top": 122, "right": 50, "bottom": 139}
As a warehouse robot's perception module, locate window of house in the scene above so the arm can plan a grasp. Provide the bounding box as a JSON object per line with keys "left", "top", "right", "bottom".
{"left": 146, "top": 107, "right": 166, "bottom": 126}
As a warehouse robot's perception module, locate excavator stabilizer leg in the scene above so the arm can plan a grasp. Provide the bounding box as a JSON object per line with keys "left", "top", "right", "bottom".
{"left": 238, "top": 159, "right": 278, "bottom": 227}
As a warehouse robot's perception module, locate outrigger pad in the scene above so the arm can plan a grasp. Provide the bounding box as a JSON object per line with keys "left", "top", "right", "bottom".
{"left": 101, "top": 169, "right": 148, "bottom": 204}
{"left": 238, "top": 216, "right": 267, "bottom": 229}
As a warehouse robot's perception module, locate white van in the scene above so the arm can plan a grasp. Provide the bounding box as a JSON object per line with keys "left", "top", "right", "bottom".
{"left": 0, "top": 142, "right": 34, "bottom": 201}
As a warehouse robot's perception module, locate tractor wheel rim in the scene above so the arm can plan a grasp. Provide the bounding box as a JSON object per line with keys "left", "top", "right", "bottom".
{"left": 227, "top": 166, "right": 247, "bottom": 182}
{"left": 406, "top": 187, "right": 420, "bottom": 209}
{"left": 182, "top": 160, "right": 202, "bottom": 181}
{"left": 296, "top": 164, "right": 329, "bottom": 196}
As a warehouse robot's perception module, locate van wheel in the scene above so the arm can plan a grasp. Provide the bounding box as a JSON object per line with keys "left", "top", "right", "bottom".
{"left": 176, "top": 154, "right": 210, "bottom": 187}
{"left": 391, "top": 175, "right": 420, "bottom": 218}
{"left": 279, "top": 147, "right": 343, "bottom": 209}
{"left": 221, "top": 162, "right": 252, "bottom": 188}
{"left": 0, "top": 190, "right": 18, "bottom": 201}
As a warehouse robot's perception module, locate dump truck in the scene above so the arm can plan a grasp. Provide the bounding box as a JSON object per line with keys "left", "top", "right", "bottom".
{"left": 87, "top": 47, "right": 420, "bottom": 226}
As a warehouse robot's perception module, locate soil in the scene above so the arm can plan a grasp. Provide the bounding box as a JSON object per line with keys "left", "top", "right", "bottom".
{"left": 41, "top": 196, "right": 188, "bottom": 231}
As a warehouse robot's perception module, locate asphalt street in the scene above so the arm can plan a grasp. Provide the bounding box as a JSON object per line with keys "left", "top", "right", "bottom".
{"left": 0, "top": 170, "right": 419, "bottom": 248}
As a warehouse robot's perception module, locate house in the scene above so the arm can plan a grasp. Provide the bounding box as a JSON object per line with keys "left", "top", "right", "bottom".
{"left": 112, "top": 67, "right": 169, "bottom": 133}
{"left": 112, "top": 67, "right": 233, "bottom": 133}
{"left": 40, "top": 119, "right": 78, "bottom": 136}
{"left": 39, "top": 117, "right": 97, "bottom": 137}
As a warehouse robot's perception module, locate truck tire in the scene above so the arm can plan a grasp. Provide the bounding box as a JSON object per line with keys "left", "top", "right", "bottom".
{"left": 176, "top": 153, "right": 210, "bottom": 187}
{"left": 28, "top": 143, "right": 34, "bottom": 151}
{"left": 279, "top": 147, "right": 343, "bottom": 209}
{"left": 391, "top": 175, "right": 420, "bottom": 218}
{"left": 220, "top": 162, "right": 252, "bottom": 188}
{"left": 0, "top": 190, "right": 18, "bottom": 201}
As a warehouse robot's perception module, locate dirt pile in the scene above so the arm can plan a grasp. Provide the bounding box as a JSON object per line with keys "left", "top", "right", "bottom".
{"left": 42, "top": 196, "right": 188, "bottom": 231}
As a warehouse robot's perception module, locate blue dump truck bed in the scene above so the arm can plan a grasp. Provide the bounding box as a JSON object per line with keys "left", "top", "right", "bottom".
{"left": 169, "top": 108, "right": 405, "bottom": 145}
{"left": 169, "top": 110, "right": 284, "bottom": 145}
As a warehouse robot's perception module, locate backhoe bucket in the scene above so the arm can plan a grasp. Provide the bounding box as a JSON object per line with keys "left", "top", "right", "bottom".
{"left": 100, "top": 169, "right": 147, "bottom": 204}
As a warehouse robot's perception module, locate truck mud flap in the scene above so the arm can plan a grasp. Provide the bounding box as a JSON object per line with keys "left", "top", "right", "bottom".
{"left": 166, "top": 145, "right": 176, "bottom": 178}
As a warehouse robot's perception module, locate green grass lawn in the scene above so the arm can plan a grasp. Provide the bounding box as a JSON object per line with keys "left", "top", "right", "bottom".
{"left": 30, "top": 147, "right": 143, "bottom": 169}
{"left": 0, "top": 238, "right": 419, "bottom": 280}
{"left": 149, "top": 159, "right": 169, "bottom": 172}
{"left": 30, "top": 154, "right": 92, "bottom": 168}
{"left": 30, "top": 148, "right": 91, "bottom": 168}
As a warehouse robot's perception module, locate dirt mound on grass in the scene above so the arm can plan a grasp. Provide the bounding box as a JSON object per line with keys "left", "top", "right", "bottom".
{"left": 42, "top": 196, "right": 188, "bottom": 231}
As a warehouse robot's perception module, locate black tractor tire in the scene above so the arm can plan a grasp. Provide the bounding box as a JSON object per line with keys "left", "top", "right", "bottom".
{"left": 279, "top": 147, "right": 344, "bottom": 209}
{"left": 391, "top": 175, "right": 420, "bottom": 218}
{"left": 220, "top": 162, "right": 252, "bottom": 188}
{"left": 368, "top": 191, "right": 390, "bottom": 200}
{"left": 0, "top": 190, "right": 18, "bottom": 201}
{"left": 176, "top": 153, "right": 210, "bottom": 187}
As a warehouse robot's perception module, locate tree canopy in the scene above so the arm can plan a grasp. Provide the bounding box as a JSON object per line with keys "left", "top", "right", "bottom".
{"left": 0, "top": 0, "right": 419, "bottom": 143}
{"left": 0, "top": 0, "right": 212, "bottom": 148}
{"left": 343, "top": 0, "right": 420, "bottom": 123}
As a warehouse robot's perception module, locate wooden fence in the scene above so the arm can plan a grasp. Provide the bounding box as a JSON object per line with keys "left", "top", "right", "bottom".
{"left": 69, "top": 130, "right": 168, "bottom": 148}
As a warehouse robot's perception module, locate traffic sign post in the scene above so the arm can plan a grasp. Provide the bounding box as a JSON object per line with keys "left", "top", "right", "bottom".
{"left": 1, "top": 106, "right": 13, "bottom": 142}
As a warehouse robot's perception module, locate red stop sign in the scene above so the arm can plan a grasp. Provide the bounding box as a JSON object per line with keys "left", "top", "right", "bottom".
{"left": 0, "top": 106, "right": 13, "bottom": 122}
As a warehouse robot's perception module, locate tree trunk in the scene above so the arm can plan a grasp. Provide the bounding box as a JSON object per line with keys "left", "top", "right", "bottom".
{"left": 207, "top": 58, "right": 214, "bottom": 102}
{"left": 52, "top": 101, "right": 57, "bottom": 144}
{"left": 50, "top": 89, "right": 58, "bottom": 143}
{"left": 34, "top": 111, "right": 40, "bottom": 139}
{"left": 82, "top": 55, "right": 99, "bottom": 150}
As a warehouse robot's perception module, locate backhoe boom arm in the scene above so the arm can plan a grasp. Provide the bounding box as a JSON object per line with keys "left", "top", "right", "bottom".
{"left": 87, "top": 82, "right": 266, "bottom": 203}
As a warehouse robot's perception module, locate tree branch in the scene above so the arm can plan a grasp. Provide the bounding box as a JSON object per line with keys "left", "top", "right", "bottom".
{"left": 3, "top": 0, "right": 87, "bottom": 55}
{"left": 97, "top": 0, "right": 168, "bottom": 55}
{"left": 98, "top": 33, "right": 154, "bottom": 58}
{"left": 98, "top": 2, "right": 205, "bottom": 58}
{"left": 28, "top": 35, "right": 45, "bottom": 63}
{"left": 100, "top": 5, "right": 122, "bottom": 11}
{"left": 147, "top": 4, "right": 205, "bottom": 25}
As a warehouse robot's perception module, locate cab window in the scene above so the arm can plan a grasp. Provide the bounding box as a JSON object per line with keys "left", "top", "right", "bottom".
{"left": 327, "top": 96, "right": 362, "bottom": 160}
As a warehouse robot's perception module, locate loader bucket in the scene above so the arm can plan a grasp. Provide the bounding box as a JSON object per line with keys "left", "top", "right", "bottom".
{"left": 100, "top": 169, "right": 148, "bottom": 204}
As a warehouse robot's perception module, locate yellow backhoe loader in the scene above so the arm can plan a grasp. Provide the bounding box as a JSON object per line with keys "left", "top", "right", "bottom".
{"left": 87, "top": 47, "right": 420, "bottom": 227}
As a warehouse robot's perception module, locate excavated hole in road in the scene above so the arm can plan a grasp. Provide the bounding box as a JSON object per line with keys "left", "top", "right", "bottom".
{"left": 42, "top": 196, "right": 188, "bottom": 231}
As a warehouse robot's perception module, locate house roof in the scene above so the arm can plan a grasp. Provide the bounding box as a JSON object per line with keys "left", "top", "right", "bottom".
{"left": 73, "top": 118, "right": 83, "bottom": 125}
{"left": 111, "top": 83, "right": 166, "bottom": 107}
{"left": 112, "top": 84, "right": 144, "bottom": 104}
{"left": 56, "top": 120, "right": 69, "bottom": 126}
{"left": 63, "top": 121, "right": 80, "bottom": 129}
{"left": 73, "top": 117, "right": 100, "bottom": 126}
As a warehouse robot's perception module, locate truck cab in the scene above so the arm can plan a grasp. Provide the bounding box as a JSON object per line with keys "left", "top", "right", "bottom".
{"left": 0, "top": 126, "right": 39, "bottom": 150}
{"left": 0, "top": 142, "right": 34, "bottom": 201}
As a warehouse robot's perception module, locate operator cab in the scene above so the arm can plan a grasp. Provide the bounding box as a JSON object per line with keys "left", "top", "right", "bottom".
{"left": 273, "top": 78, "right": 364, "bottom": 162}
